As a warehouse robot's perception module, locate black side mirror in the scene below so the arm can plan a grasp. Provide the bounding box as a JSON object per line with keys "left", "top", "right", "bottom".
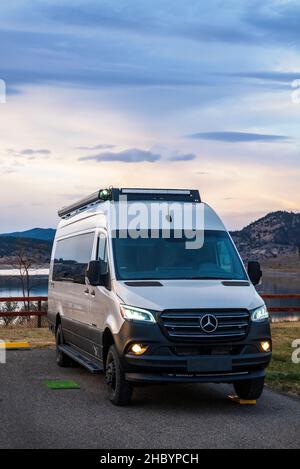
{"left": 86, "top": 260, "right": 110, "bottom": 288}
{"left": 247, "top": 261, "right": 262, "bottom": 285}
{"left": 86, "top": 260, "right": 101, "bottom": 286}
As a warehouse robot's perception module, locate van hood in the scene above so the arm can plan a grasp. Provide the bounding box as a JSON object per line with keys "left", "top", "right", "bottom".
{"left": 114, "top": 280, "right": 263, "bottom": 312}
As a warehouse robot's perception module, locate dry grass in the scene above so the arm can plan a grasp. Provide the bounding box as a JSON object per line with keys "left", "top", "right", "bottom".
{"left": 0, "top": 326, "right": 55, "bottom": 348}
{"left": 267, "top": 321, "right": 300, "bottom": 397}
{"left": 262, "top": 255, "right": 300, "bottom": 271}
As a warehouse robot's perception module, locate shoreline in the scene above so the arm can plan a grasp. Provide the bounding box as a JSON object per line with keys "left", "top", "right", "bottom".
{"left": 0, "top": 269, "right": 50, "bottom": 276}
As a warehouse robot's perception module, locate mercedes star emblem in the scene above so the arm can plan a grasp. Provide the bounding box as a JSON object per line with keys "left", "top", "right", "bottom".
{"left": 200, "top": 314, "right": 218, "bottom": 333}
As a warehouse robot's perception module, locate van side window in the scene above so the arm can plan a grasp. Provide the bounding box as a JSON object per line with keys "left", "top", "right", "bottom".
{"left": 98, "top": 233, "right": 107, "bottom": 262}
{"left": 53, "top": 233, "right": 95, "bottom": 284}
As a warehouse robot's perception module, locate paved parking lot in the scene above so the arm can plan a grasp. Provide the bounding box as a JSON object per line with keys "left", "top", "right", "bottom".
{"left": 0, "top": 348, "right": 299, "bottom": 449}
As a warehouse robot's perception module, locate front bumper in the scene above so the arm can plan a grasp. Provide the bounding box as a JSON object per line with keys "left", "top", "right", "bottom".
{"left": 114, "top": 318, "right": 272, "bottom": 384}
{"left": 125, "top": 369, "right": 266, "bottom": 384}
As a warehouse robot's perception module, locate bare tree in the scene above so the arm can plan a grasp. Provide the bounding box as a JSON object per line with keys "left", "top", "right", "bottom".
{"left": 0, "top": 301, "right": 18, "bottom": 326}
{"left": 13, "top": 241, "right": 45, "bottom": 314}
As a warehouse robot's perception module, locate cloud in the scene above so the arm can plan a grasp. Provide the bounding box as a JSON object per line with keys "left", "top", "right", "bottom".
{"left": 46, "top": 4, "right": 254, "bottom": 45}
{"left": 244, "top": 2, "right": 300, "bottom": 45}
{"left": 6, "top": 148, "right": 52, "bottom": 158}
{"left": 187, "top": 131, "right": 290, "bottom": 143}
{"left": 76, "top": 144, "right": 115, "bottom": 150}
{"left": 20, "top": 148, "right": 51, "bottom": 155}
{"left": 168, "top": 153, "right": 196, "bottom": 161}
{"left": 79, "top": 148, "right": 161, "bottom": 163}
{"left": 229, "top": 71, "right": 300, "bottom": 83}
{"left": 41, "top": 1, "right": 300, "bottom": 49}
{"left": 1, "top": 167, "right": 17, "bottom": 174}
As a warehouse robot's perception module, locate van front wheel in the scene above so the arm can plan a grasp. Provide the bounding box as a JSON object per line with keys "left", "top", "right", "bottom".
{"left": 105, "top": 345, "right": 133, "bottom": 406}
{"left": 233, "top": 377, "right": 265, "bottom": 400}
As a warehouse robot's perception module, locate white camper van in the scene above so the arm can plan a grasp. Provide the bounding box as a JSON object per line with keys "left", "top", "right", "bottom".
{"left": 48, "top": 188, "right": 271, "bottom": 405}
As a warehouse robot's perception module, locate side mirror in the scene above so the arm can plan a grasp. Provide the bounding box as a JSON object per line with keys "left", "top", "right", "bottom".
{"left": 86, "top": 260, "right": 101, "bottom": 286}
{"left": 86, "top": 260, "right": 110, "bottom": 288}
{"left": 247, "top": 261, "right": 262, "bottom": 285}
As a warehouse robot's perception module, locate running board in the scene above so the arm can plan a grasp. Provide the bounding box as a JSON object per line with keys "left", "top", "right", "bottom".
{"left": 59, "top": 345, "right": 103, "bottom": 373}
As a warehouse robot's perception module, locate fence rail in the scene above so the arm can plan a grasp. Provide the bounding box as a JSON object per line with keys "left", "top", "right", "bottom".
{"left": 0, "top": 295, "right": 300, "bottom": 321}
{"left": 262, "top": 294, "right": 300, "bottom": 314}
{"left": 0, "top": 296, "right": 47, "bottom": 327}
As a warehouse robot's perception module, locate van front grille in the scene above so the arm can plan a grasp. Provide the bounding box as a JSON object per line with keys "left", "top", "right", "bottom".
{"left": 159, "top": 309, "right": 250, "bottom": 341}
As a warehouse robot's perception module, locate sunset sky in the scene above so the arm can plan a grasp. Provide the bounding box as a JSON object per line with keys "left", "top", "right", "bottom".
{"left": 0, "top": 0, "right": 299, "bottom": 232}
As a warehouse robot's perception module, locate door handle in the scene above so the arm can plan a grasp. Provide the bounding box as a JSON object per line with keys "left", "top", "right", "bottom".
{"left": 84, "top": 288, "right": 89, "bottom": 295}
{"left": 90, "top": 290, "right": 96, "bottom": 297}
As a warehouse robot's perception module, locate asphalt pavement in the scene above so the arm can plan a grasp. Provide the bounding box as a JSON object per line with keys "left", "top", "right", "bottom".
{"left": 0, "top": 348, "right": 299, "bottom": 449}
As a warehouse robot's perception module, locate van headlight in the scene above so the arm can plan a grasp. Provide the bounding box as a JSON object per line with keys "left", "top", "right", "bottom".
{"left": 120, "top": 304, "right": 156, "bottom": 323}
{"left": 251, "top": 304, "right": 269, "bottom": 322}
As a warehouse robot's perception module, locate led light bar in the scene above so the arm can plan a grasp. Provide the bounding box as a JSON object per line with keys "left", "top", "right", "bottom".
{"left": 121, "top": 189, "right": 191, "bottom": 195}
{"left": 120, "top": 188, "right": 201, "bottom": 202}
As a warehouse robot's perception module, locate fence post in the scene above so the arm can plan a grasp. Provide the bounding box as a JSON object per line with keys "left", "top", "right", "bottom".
{"left": 37, "top": 299, "right": 42, "bottom": 328}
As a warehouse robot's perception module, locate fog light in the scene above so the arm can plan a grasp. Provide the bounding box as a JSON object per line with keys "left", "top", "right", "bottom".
{"left": 130, "top": 343, "right": 148, "bottom": 355}
{"left": 261, "top": 341, "right": 271, "bottom": 352}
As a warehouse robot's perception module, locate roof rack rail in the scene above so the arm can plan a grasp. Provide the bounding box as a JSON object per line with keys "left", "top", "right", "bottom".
{"left": 58, "top": 188, "right": 116, "bottom": 218}
{"left": 58, "top": 188, "right": 201, "bottom": 218}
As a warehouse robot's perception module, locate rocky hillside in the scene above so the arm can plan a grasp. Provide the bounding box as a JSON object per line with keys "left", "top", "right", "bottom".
{"left": 231, "top": 211, "right": 300, "bottom": 261}
{"left": 0, "top": 236, "right": 52, "bottom": 268}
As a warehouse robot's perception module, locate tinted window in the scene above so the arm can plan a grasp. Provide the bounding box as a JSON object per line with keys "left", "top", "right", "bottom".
{"left": 112, "top": 230, "right": 247, "bottom": 280}
{"left": 53, "top": 233, "right": 95, "bottom": 284}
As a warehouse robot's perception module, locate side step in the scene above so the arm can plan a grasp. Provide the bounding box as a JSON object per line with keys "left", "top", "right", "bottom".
{"left": 59, "top": 345, "right": 103, "bottom": 373}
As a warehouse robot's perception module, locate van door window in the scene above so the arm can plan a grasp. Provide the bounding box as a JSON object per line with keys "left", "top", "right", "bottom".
{"left": 53, "top": 233, "right": 95, "bottom": 284}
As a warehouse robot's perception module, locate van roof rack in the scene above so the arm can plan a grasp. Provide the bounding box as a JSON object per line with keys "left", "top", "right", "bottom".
{"left": 58, "top": 188, "right": 201, "bottom": 219}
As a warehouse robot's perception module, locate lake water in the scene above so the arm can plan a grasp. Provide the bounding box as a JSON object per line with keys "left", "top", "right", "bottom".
{"left": 0, "top": 276, "right": 49, "bottom": 297}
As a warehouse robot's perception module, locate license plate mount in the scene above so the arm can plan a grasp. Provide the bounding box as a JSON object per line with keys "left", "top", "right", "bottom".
{"left": 187, "top": 356, "right": 232, "bottom": 373}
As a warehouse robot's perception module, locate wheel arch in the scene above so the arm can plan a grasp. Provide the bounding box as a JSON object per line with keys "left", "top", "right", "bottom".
{"left": 102, "top": 327, "right": 115, "bottom": 366}
{"left": 55, "top": 313, "right": 61, "bottom": 333}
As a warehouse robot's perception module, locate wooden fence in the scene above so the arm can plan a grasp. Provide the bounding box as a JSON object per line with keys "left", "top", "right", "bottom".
{"left": 0, "top": 294, "right": 300, "bottom": 326}
{"left": 0, "top": 296, "right": 47, "bottom": 327}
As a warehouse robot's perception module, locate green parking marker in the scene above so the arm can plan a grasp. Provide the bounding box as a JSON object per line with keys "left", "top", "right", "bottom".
{"left": 44, "top": 380, "right": 80, "bottom": 390}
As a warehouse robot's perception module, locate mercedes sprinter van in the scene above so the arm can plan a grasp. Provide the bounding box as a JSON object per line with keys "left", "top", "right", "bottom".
{"left": 48, "top": 188, "right": 271, "bottom": 405}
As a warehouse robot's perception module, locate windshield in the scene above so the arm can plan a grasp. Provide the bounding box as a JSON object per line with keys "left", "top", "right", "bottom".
{"left": 112, "top": 230, "right": 247, "bottom": 281}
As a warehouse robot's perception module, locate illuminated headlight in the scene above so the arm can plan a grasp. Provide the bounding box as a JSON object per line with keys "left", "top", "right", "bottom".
{"left": 120, "top": 305, "right": 156, "bottom": 323}
{"left": 251, "top": 304, "right": 269, "bottom": 322}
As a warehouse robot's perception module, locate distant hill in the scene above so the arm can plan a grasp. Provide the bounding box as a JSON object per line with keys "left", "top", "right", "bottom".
{"left": 231, "top": 211, "right": 300, "bottom": 261}
{"left": 0, "top": 228, "right": 56, "bottom": 242}
{"left": 0, "top": 236, "right": 52, "bottom": 268}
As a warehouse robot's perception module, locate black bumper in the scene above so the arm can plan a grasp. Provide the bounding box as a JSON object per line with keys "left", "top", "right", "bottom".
{"left": 126, "top": 369, "right": 266, "bottom": 384}
{"left": 114, "top": 319, "right": 272, "bottom": 384}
